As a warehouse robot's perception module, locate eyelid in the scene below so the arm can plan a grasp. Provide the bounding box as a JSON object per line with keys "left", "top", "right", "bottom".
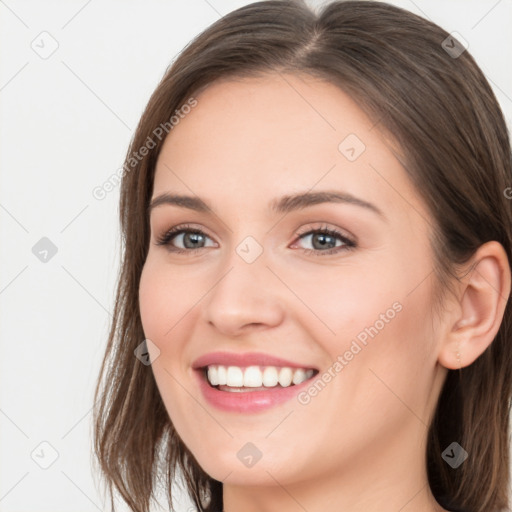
{"left": 154, "top": 223, "right": 217, "bottom": 247}
{"left": 292, "top": 223, "right": 355, "bottom": 244}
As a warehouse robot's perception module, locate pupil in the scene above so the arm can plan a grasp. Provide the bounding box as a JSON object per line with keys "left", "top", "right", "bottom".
{"left": 184, "top": 232, "right": 204, "bottom": 248}
{"left": 313, "top": 233, "right": 335, "bottom": 250}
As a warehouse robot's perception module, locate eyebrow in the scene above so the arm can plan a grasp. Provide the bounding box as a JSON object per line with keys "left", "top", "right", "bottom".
{"left": 148, "top": 190, "right": 386, "bottom": 221}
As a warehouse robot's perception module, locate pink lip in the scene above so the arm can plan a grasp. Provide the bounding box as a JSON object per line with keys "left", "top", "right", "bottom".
{"left": 191, "top": 351, "right": 318, "bottom": 413}
{"left": 191, "top": 351, "right": 317, "bottom": 370}
{"left": 193, "top": 368, "right": 318, "bottom": 413}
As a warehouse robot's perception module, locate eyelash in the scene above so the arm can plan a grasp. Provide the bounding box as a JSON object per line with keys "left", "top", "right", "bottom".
{"left": 154, "top": 223, "right": 357, "bottom": 257}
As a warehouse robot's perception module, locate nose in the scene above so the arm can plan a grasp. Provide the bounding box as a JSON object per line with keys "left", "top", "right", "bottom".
{"left": 200, "top": 253, "right": 286, "bottom": 337}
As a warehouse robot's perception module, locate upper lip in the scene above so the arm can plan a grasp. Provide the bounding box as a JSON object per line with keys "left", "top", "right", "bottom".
{"left": 192, "top": 351, "right": 318, "bottom": 370}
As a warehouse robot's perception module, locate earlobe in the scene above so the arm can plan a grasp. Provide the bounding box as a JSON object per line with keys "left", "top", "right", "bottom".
{"left": 437, "top": 241, "right": 511, "bottom": 370}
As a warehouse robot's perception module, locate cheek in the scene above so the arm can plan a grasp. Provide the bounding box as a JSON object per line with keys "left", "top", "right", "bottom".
{"left": 278, "top": 258, "right": 400, "bottom": 349}
{"left": 139, "top": 262, "right": 169, "bottom": 340}
{"left": 138, "top": 259, "right": 200, "bottom": 341}
{"left": 336, "top": 274, "right": 436, "bottom": 416}
{"left": 138, "top": 261, "right": 196, "bottom": 417}
{"left": 292, "top": 253, "right": 434, "bottom": 387}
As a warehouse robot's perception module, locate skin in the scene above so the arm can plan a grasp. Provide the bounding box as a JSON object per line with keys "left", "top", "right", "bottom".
{"left": 138, "top": 72, "right": 511, "bottom": 512}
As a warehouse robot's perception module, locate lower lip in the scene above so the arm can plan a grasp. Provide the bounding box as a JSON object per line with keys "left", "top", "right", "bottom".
{"left": 194, "top": 369, "right": 317, "bottom": 413}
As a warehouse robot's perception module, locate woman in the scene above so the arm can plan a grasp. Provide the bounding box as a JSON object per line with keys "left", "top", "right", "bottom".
{"left": 92, "top": 1, "right": 512, "bottom": 511}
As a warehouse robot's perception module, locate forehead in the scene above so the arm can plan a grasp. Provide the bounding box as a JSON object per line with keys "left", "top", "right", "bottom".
{"left": 152, "top": 73, "right": 429, "bottom": 223}
{"left": 160, "top": 73, "right": 375, "bottom": 166}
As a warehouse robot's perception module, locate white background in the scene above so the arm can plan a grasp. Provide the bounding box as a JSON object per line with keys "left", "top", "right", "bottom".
{"left": 1, "top": 1, "right": 511, "bottom": 511}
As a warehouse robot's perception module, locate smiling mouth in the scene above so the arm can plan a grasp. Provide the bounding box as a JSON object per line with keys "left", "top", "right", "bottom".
{"left": 201, "top": 364, "right": 319, "bottom": 392}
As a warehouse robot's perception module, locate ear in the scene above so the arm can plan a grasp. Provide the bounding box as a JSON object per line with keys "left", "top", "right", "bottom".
{"left": 438, "top": 241, "right": 511, "bottom": 370}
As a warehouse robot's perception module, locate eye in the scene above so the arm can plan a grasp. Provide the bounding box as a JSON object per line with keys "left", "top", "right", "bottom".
{"left": 155, "top": 223, "right": 216, "bottom": 254}
{"left": 291, "top": 225, "right": 356, "bottom": 256}
{"left": 154, "top": 223, "right": 357, "bottom": 257}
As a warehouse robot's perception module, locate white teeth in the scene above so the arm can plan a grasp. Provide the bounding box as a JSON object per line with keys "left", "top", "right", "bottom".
{"left": 244, "top": 366, "right": 263, "bottom": 387}
{"left": 262, "top": 366, "right": 279, "bottom": 387}
{"left": 217, "top": 365, "right": 227, "bottom": 385}
{"left": 226, "top": 366, "right": 244, "bottom": 387}
{"left": 292, "top": 368, "right": 306, "bottom": 385}
{"left": 207, "top": 366, "right": 218, "bottom": 386}
{"left": 204, "top": 365, "right": 315, "bottom": 388}
{"left": 278, "top": 367, "right": 293, "bottom": 387}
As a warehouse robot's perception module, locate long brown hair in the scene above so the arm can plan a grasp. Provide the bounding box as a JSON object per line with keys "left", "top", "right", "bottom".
{"left": 92, "top": 1, "right": 512, "bottom": 511}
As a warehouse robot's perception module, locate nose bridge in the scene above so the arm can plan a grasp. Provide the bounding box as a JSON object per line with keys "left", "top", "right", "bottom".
{"left": 201, "top": 238, "right": 285, "bottom": 334}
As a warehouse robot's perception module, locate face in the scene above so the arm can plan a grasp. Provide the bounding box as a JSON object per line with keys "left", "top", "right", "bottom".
{"left": 139, "top": 73, "right": 447, "bottom": 487}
